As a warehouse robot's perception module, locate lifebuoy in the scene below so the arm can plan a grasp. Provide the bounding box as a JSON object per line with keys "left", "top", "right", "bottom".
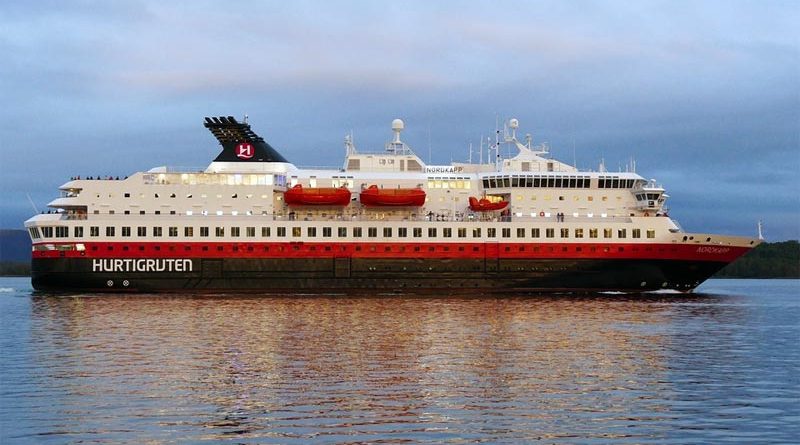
{"left": 644, "top": 212, "right": 650, "bottom": 217}
{"left": 539, "top": 211, "right": 545, "bottom": 217}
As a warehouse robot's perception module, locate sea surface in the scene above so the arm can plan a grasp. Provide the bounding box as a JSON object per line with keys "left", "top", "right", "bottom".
{"left": 0, "top": 278, "right": 798, "bottom": 444}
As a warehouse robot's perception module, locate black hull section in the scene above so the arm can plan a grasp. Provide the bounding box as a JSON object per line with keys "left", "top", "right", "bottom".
{"left": 31, "top": 257, "right": 729, "bottom": 293}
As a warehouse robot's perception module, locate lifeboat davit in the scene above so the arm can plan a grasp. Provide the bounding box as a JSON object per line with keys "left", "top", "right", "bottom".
{"left": 359, "top": 185, "right": 426, "bottom": 207}
{"left": 284, "top": 184, "right": 351, "bottom": 206}
{"left": 468, "top": 196, "right": 509, "bottom": 212}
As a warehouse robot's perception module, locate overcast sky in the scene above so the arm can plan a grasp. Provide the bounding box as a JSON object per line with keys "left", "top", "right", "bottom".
{"left": 1, "top": 0, "right": 798, "bottom": 240}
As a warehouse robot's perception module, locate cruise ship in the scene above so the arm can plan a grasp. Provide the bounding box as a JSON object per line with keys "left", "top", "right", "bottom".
{"left": 25, "top": 116, "right": 760, "bottom": 292}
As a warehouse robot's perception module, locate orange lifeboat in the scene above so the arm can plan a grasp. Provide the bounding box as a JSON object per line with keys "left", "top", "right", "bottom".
{"left": 359, "top": 185, "right": 426, "bottom": 207}
{"left": 283, "top": 184, "right": 351, "bottom": 206}
{"left": 469, "top": 196, "right": 509, "bottom": 212}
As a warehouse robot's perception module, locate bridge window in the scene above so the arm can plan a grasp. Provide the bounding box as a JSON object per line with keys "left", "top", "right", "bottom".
{"left": 546, "top": 228, "right": 555, "bottom": 238}
{"left": 398, "top": 227, "right": 407, "bottom": 237}
{"left": 292, "top": 227, "right": 301, "bottom": 237}
{"left": 575, "top": 228, "right": 584, "bottom": 238}
{"left": 604, "top": 228, "right": 612, "bottom": 238}
{"left": 246, "top": 227, "right": 256, "bottom": 237}
{"left": 458, "top": 228, "right": 467, "bottom": 238}
{"left": 383, "top": 227, "right": 392, "bottom": 238}
{"left": 488, "top": 228, "right": 496, "bottom": 238}
{"left": 74, "top": 226, "right": 84, "bottom": 237}
{"left": 353, "top": 227, "right": 362, "bottom": 238}
{"left": 443, "top": 228, "right": 451, "bottom": 238}
{"left": 262, "top": 227, "right": 270, "bottom": 237}
{"left": 517, "top": 228, "right": 525, "bottom": 238}
{"left": 338, "top": 227, "right": 347, "bottom": 237}
{"left": 323, "top": 227, "right": 332, "bottom": 237}
{"left": 618, "top": 228, "right": 626, "bottom": 238}
{"left": 307, "top": 227, "right": 316, "bottom": 237}
{"left": 473, "top": 228, "right": 481, "bottom": 238}
{"left": 632, "top": 229, "right": 641, "bottom": 238}
{"left": 531, "top": 228, "right": 540, "bottom": 238}
{"left": 106, "top": 227, "right": 115, "bottom": 237}
{"left": 647, "top": 229, "right": 656, "bottom": 238}
{"left": 90, "top": 226, "right": 99, "bottom": 237}
{"left": 428, "top": 228, "right": 437, "bottom": 237}
{"left": 277, "top": 227, "right": 286, "bottom": 237}
{"left": 414, "top": 227, "right": 423, "bottom": 238}
{"left": 216, "top": 227, "right": 225, "bottom": 237}
{"left": 121, "top": 227, "right": 131, "bottom": 237}
{"left": 502, "top": 228, "right": 511, "bottom": 238}
{"left": 560, "top": 228, "right": 569, "bottom": 238}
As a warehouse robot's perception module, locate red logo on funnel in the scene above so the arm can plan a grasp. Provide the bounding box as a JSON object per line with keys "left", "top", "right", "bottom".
{"left": 236, "top": 143, "right": 254, "bottom": 159}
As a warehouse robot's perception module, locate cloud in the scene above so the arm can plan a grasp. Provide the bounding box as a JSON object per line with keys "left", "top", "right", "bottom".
{"left": 0, "top": 0, "right": 798, "bottom": 239}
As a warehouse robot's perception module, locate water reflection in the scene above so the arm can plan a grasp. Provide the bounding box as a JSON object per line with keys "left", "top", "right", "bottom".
{"left": 21, "top": 292, "right": 783, "bottom": 443}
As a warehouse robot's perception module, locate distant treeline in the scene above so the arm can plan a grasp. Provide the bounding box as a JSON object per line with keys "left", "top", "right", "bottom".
{"left": 0, "top": 261, "right": 30, "bottom": 276}
{"left": 2, "top": 241, "right": 797, "bottom": 278}
{"left": 714, "top": 240, "right": 800, "bottom": 278}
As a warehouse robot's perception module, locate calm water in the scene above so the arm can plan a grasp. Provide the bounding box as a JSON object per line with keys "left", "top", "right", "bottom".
{"left": 0, "top": 278, "right": 798, "bottom": 444}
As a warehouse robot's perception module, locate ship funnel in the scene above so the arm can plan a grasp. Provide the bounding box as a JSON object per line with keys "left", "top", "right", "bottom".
{"left": 204, "top": 116, "right": 288, "bottom": 163}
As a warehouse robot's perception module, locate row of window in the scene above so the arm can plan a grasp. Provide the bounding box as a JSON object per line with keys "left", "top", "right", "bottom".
{"left": 142, "top": 173, "right": 288, "bottom": 187}
{"left": 119, "top": 193, "right": 270, "bottom": 199}
{"left": 598, "top": 177, "right": 637, "bottom": 189}
{"left": 33, "top": 225, "right": 657, "bottom": 240}
{"left": 483, "top": 175, "right": 593, "bottom": 189}
{"left": 426, "top": 178, "right": 472, "bottom": 189}
{"left": 36, "top": 242, "right": 655, "bottom": 255}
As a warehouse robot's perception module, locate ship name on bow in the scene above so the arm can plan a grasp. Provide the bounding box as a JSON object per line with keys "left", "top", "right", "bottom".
{"left": 425, "top": 166, "right": 464, "bottom": 173}
{"left": 696, "top": 247, "right": 731, "bottom": 254}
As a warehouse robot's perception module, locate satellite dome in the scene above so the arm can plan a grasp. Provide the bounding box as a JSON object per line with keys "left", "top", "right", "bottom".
{"left": 509, "top": 118, "right": 519, "bottom": 129}
{"left": 392, "top": 119, "right": 405, "bottom": 131}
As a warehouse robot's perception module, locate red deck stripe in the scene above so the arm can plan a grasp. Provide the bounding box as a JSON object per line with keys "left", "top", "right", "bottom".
{"left": 32, "top": 241, "right": 750, "bottom": 263}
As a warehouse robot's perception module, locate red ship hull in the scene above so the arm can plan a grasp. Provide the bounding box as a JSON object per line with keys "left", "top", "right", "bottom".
{"left": 31, "top": 240, "right": 752, "bottom": 293}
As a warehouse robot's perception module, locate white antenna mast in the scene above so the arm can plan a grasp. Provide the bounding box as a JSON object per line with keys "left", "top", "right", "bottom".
{"left": 479, "top": 136, "right": 484, "bottom": 165}
{"left": 494, "top": 116, "right": 501, "bottom": 171}
{"left": 26, "top": 193, "right": 39, "bottom": 214}
{"left": 757, "top": 220, "right": 764, "bottom": 240}
{"left": 427, "top": 120, "right": 432, "bottom": 164}
{"left": 572, "top": 137, "right": 577, "bottom": 168}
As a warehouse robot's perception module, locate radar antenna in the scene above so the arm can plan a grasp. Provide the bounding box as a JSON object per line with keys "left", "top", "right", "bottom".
{"left": 385, "top": 119, "right": 414, "bottom": 155}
